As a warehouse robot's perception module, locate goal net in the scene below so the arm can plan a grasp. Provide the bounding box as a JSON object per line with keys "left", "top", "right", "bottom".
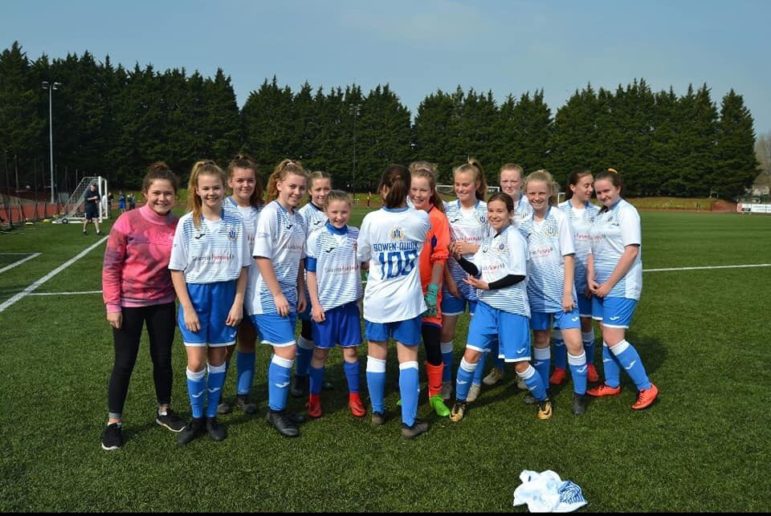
{"left": 58, "top": 176, "right": 109, "bottom": 222}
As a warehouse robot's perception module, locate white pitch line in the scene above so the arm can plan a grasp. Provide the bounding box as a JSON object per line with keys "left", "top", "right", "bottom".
{"left": 29, "top": 290, "right": 102, "bottom": 296}
{"left": 3, "top": 261, "right": 768, "bottom": 308}
{"left": 370, "top": 263, "right": 770, "bottom": 285}
{"left": 644, "top": 263, "right": 771, "bottom": 273}
{"left": 0, "top": 253, "right": 41, "bottom": 274}
{"left": 0, "top": 237, "right": 108, "bottom": 313}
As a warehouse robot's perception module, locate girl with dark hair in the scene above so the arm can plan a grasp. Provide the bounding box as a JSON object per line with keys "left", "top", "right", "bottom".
{"left": 357, "top": 164, "right": 431, "bottom": 439}
{"left": 479, "top": 163, "right": 533, "bottom": 392}
{"left": 447, "top": 192, "right": 546, "bottom": 421}
{"left": 101, "top": 162, "right": 184, "bottom": 450}
{"left": 586, "top": 169, "right": 658, "bottom": 410}
{"left": 216, "top": 154, "right": 263, "bottom": 416}
{"left": 550, "top": 170, "right": 601, "bottom": 387}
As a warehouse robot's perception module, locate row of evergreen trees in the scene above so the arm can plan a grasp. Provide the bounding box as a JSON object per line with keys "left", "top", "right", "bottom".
{"left": 0, "top": 41, "right": 758, "bottom": 199}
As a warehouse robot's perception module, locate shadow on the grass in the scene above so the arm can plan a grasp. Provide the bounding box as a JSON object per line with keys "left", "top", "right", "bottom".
{"left": 175, "top": 335, "right": 667, "bottom": 432}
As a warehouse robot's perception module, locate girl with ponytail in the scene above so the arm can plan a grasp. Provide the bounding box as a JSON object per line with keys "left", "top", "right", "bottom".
{"left": 357, "top": 164, "right": 431, "bottom": 438}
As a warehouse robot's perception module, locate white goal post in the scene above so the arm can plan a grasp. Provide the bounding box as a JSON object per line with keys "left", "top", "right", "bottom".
{"left": 437, "top": 184, "right": 499, "bottom": 197}
{"left": 59, "top": 176, "right": 109, "bottom": 222}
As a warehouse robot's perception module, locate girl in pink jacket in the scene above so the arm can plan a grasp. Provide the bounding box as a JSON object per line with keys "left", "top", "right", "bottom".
{"left": 100, "top": 162, "right": 184, "bottom": 451}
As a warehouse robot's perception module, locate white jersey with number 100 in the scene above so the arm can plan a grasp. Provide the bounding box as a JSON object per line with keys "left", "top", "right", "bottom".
{"left": 357, "top": 207, "right": 430, "bottom": 323}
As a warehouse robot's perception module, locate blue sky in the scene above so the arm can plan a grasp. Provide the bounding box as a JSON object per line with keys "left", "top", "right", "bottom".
{"left": 3, "top": 0, "right": 770, "bottom": 135}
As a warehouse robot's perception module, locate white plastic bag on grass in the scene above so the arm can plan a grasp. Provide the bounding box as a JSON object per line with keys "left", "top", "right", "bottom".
{"left": 513, "top": 469, "right": 587, "bottom": 512}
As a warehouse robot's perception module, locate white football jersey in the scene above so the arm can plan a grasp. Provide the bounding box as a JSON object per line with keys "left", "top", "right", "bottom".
{"left": 589, "top": 199, "right": 642, "bottom": 300}
{"left": 306, "top": 223, "right": 362, "bottom": 310}
{"left": 169, "top": 210, "right": 250, "bottom": 283}
{"left": 246, "top": 200, "right": 307, "bottom": 315}
{"left": 224, "top": 197, "right": 262, "bottom": 306}
{"left": 471, "top": 225, "right": 530, "bottom": 317}
{"left": 357, "top": 207, "right": 430, "bottom": 323}
{"left": 512, "top": 193, "right": 533, "bottom": 226}
{"left": 443, "top": 199, "right": 489, "bottom": 301}
{"left": 559, "top": 200, "right": 599, "bottom": 295}
{"left": 518, "top": 207, "right": 576, "bottom": 313}
{"left": 299, "top": 202, "right": 327, "bottom": 235}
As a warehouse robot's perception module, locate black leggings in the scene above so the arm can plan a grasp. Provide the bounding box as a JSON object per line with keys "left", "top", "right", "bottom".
{"left": 301, "top": 319, "right": 313, "bottom": 340}
{"left": 107, "top": 303, "right": 176, "bottom": 416}
{"left": 422, "top": 324, "right": 442, "bottom": 366}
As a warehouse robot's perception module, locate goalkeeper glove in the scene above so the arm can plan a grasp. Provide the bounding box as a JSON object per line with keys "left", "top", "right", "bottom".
{"left": 424, "top": 283, "right": 439, "bottom": 317}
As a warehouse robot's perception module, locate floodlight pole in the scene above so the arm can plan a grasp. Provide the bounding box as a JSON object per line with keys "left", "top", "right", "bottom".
{"left": 350, "top": 104, "right": 360, "bottom": 192}
{"left": 42, "top": 81, "right": 61, "bottom": 204}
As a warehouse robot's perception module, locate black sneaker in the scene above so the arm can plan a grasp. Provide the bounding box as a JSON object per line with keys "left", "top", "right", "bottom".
{"left": 290, "top": 375, "right": 309, "bottom": 398}
{"left": 288, "top": 411, "right": 306, "bottom": 424}
{"left": 401, "top": 419, "right": 429, "bottom": 439}
{"left": 101, "top": 423, "right": 123, "bottom": 451}
{"left": 266, "top": 409, "right": 300, "bottom": 437}
{"left": 177, "top": 418, "right": 206, "bottom": 445}
{"left": 156, "top": 409, "right": 186, "bottom": 432}
{"left": 206, "top": 417, "right": 227, "bottom": 441}
{"left": 235, "top": 395, "right": 257, "bottom": 415}
{"left": 572, "top": 394, "right": 588, "bottom": 416}
{"left": 371, "top": 411, "right": 385, "bottom": 426}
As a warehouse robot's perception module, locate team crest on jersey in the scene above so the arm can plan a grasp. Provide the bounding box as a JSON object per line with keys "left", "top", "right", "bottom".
{"left": 495, "top": 242, "right": 507, "bottom": 254}
{"left": 228, "top": 229, "right": 237, "bottom": 240}
{"left": 390, "top": 226, "right": 406, "bottom": 241}
{"left": 544, "top": 220, "right": 558, "bottom": 238}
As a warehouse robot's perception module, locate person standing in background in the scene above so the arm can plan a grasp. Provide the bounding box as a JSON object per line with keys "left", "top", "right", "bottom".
{"left": 83, "top": 183, "right": 102, "bottom": 235}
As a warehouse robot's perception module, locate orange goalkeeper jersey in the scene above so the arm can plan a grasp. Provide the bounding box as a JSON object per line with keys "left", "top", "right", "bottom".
{"left": 419, "top": 205, "right": 450, "bottom": 326}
